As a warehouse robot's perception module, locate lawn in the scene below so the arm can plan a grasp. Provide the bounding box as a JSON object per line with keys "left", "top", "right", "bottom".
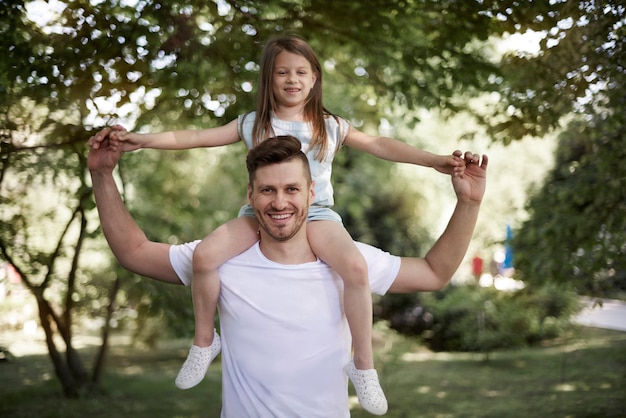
{"left": 1, "top": 326, "right": 624, "bottom": 417}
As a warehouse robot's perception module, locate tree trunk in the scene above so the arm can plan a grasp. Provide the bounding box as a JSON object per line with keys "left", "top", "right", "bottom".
{"left": 35, "top": 293, "right": 91, "bottom": 397}
{"left": 93, "top": 276, "right": 121, "bottom": 385}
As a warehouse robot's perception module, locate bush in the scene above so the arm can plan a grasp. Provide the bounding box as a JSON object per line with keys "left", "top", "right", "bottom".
{"left": 379, "top": 283, "right": 581, "bottom": 354}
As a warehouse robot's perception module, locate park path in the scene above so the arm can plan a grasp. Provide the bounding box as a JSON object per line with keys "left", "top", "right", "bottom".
{"left": 574, "top": 297, "right": 626, "bottom": 332}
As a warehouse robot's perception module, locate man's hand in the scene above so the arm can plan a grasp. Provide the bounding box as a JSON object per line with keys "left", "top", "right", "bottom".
{"left": 452, "top": 152, "right": 488, "bottom": 204}
{"left": 88, "top": 125, "right": 142, "bottom": 153}
{"left": 88, "top": 125, "right": 125, "bottom": 149}
{"left": 87, "top": 130, "right": 124, "bottom": 174}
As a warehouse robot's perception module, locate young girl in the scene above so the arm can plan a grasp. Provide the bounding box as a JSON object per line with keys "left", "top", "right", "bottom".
{"left": 102, "top": 35, "right": 464, "bottom": 415}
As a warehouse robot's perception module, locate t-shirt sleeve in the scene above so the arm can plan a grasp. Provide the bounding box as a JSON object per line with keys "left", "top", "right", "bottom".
{"left": 355, "top": 242, "right": 400, "bottom": 295}
{"left": 237, "top": 112, "right": 255, "bottom": 149}
{"left": 169, "top": 240, "right": 201, "bottom": 286}
{"left": 337, "top": 116, "right": 350, "bottom": 146}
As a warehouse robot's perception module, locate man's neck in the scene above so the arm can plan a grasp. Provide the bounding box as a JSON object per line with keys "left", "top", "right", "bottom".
{"left": 258, "top": 232, "right": 317, "bottom": 265}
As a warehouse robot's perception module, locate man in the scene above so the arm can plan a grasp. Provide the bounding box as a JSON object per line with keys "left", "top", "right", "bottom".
{"left": 88, "top": 131, "right": 487, "bottom": 417}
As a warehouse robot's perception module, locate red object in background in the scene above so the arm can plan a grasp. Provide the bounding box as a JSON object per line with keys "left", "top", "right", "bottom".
{"left": 472, "top": 256, "right": 483, "bottom": 277}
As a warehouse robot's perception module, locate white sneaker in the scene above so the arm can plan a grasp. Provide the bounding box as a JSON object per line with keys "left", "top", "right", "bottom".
{"left": 175, "top": 329, "right": 221, "bottom": 390}
{"left": 344, "top": 360, "right": 388, "bottom": 415}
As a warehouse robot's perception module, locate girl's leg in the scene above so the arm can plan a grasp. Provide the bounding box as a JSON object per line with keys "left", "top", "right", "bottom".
{"left": 307, "top": 221, "right": 387, "bottom": 415}
{"left": 308, "top": 221, "right": 372, "bottom": 368}
{"left": 176, "top": 216, "right": 258, "bottom": 390}
{"left": 191, "top": 216, "right": 258, "bottom": 347}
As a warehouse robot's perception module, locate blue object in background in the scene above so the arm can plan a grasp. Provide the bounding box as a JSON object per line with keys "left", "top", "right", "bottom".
{"left": 503, "top": 224, "right": 514, "bottom": 269}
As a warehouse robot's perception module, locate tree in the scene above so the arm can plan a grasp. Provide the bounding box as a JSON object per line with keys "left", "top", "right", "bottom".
{"left": 513, "top": 112, "right": 626, "bottom": 295}
{"left": 506, "top": 1, "right": 626, "bottom": 295}
{"left": 468, "top": 0, "right": 623, "bottom": 141}
{"left": 0, "top": 92, "right": 101, "bottom": 397}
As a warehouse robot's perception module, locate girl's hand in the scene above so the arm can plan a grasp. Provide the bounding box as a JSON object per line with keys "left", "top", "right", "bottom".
{"left": 88, "top": 125, "right": 126, "bottom": 150}
{"left": 434, "top": 150, "right": 466, "bottom": 177}
{"left": 109, "top": 130, "right": 143, "bottom": 152}
{"left": 87, "top": 125, "right": 142, "bottom": 153}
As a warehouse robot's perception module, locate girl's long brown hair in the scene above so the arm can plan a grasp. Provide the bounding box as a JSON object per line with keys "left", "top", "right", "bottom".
{"left": 253, "top": 34, "right": 338, "bottom": 162}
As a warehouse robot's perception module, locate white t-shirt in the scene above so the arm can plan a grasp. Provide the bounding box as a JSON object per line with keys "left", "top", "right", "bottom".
{"left": 170, "top": 241, "right": 400, "bottom": 418}
{"left": 238, "top": 112, "right": 350, "bottom": 207}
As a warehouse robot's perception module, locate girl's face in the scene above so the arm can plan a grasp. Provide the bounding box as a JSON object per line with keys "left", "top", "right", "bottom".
{"left": 272, "top": 51, "right": 317, "bottom": 109}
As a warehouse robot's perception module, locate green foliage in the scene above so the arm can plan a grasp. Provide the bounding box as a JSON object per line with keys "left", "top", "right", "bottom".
{"left": 0, "top": 0, "right": 538, "bottom": 137}
{"left": 3, "top": 0, "right": 625, "bottom": 395}
{"left": 111, "top": 147, "right": 250, "bottom": 340}
{"left": 414, "top": 284, "right": 580, "bottom": 353}
{"left": 513, "top": 112, "right": 626, "bottom": 296}
{"left": 121, "top": 148, "right": 247, "bottom": 242}
{"left": 502, "top": 0, "right": 626, "bottom": 297}
{"left": 333, "top": 147, "right": 429, "bottom": 256}
{"left": 478, "top": 0, "right": 625, "bottom": 142}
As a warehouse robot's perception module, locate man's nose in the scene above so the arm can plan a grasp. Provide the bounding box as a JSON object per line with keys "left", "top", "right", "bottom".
{"left": 272, "top": 191, "right": 287, "bottom": 208}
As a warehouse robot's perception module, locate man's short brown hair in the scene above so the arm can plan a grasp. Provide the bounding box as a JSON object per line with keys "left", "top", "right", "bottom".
{"left": 246, "top": 136, "right": 312, "bottom": 186}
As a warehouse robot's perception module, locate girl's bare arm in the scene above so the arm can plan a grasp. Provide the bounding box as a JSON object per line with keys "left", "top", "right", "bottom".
{"left": 344, "top": 126, "right": 464, "bottom": 176}
{"left": 90, "top": 118, "right": 241, "bottom": 151}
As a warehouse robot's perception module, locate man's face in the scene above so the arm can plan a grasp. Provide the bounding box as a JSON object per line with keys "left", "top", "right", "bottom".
{"left": 248, "top": 159, "right": 314, "bottom": 242}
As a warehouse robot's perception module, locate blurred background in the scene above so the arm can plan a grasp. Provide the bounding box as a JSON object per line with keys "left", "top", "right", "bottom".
{"left": 1, "top": 1, "right": 624, "bottom": 416}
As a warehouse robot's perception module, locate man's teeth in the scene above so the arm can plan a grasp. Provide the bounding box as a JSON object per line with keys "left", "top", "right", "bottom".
{"left": 271, "top": 214, "right": 291, "bottom": 219}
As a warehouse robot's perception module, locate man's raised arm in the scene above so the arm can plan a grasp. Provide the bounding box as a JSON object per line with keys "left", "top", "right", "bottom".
{"left": 389, "top": 152, "right": 488, "bottom": 293}
{"left": 88, "top": 128, "right": 182, "bottom": 284}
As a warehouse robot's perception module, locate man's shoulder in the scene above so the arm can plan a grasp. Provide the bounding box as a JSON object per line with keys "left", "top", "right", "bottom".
{"left": 223, "top": 242, "right": 262, "bottom": 264}
{"left": 354, "top": 241, "right": 386, "bottom": 257}
{"left": 354, "top": 241, "right": 398, "bottom": 274}
{"left": 355, "top": 241, "right": 401, "bottom": 295}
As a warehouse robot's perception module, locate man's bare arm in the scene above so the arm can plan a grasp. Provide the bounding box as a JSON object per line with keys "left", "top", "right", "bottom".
{"left": 88, "top": 135, "right": 182, "bottom": 284}
{"left": 389, "top": 152, "right": 488, "bottom": 293}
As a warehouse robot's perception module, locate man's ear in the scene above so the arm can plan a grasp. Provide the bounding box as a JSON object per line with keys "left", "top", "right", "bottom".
{"left": 309, "top": 181, "right": 315, "bottom": 204}
{"left": 247, "top": 184, "right": 253, "bottom": 204}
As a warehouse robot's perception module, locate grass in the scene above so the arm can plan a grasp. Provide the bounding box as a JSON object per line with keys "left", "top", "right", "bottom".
{"left": 0, "top": 326, "right": 624, "bottom": 418}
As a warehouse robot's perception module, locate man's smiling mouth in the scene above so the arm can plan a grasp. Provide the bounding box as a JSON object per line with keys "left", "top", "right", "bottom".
{"left": 270, "top": 213, "right": 292, "bottom": 220}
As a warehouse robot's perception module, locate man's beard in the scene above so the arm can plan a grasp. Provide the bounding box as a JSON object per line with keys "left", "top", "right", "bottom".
{"left": 255, "top": 207, "right": 307, "bottom": 242}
